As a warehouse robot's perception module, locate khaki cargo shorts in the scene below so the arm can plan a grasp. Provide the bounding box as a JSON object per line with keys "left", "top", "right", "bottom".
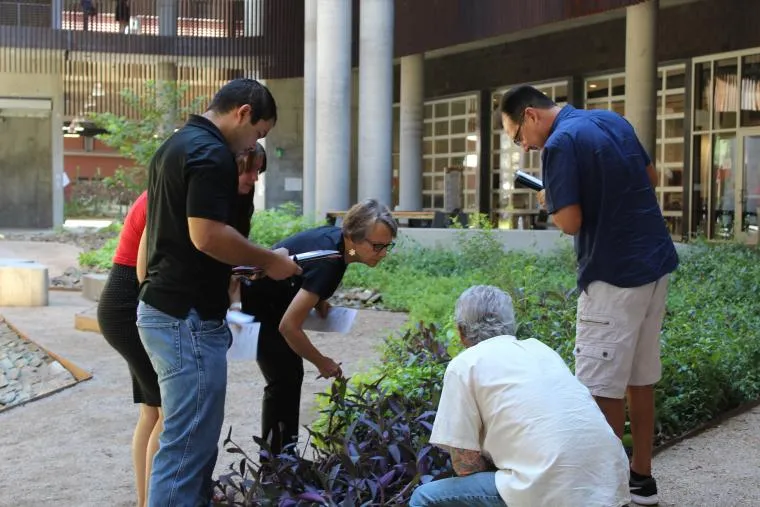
{"left": 573, "top": 275, "right": 669, "bottom": 399}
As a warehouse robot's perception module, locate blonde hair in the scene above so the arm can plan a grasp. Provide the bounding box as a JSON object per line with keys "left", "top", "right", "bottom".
{"left": 342, "top": 199, "right": 398, "bottom": 242}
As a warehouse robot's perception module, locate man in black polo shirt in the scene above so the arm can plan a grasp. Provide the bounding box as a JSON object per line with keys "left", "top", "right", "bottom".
{"left": 136, "top": 78, "right": 301, "bottom": 507}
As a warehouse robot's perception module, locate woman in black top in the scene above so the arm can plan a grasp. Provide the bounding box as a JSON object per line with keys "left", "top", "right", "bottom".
{"left": 239, "top": 198, "right": 398, "bottom": 455}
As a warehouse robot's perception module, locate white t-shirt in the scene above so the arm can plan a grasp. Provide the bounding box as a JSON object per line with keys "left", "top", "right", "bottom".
{"left": 430, "top": 335, "right": 631, "bottom": 507}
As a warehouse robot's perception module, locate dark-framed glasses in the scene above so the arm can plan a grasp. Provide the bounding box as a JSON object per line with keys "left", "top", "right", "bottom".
{"left": 365, "top": 240, "right": 395, "bottom": 253}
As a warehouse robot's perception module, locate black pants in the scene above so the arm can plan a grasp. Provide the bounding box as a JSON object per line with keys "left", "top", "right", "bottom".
{"left": 256, "top": 322, "right": 304, "bottom": 456}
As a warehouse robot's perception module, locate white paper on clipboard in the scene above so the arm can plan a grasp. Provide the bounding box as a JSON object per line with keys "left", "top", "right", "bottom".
{"left": 302, "top": 306, "right": 358, "bottom": 334}
{"left": 227, "top": 320, "right": 261, "bottom": 362}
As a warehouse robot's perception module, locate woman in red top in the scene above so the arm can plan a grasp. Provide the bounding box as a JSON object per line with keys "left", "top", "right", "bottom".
{"left": 97, "top": 143, "right": 266, "bottom": 507}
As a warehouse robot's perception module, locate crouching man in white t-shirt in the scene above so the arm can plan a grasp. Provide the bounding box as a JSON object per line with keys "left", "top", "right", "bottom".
{"left": 410, "top": 285, "right": 631, "bottom": 507}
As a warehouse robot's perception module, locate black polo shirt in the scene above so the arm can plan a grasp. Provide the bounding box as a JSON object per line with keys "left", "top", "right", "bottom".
{"left": 241, "top": 226, "right": 347, "bottom": 327}
{"left": 139, "top": 114, "right": 239, "bottom": 321}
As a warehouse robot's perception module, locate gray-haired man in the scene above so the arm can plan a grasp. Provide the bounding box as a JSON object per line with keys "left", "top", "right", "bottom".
{"left": 410, "top": 285, "right": 631, "bottom": 507}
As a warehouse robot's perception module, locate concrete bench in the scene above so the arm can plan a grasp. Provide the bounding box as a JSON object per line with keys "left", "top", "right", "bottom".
{"left": 0, "top": 258, "right": 49, "bottom": 307}
{"left": 82, "top": 273, "right": 109, "bottom": 302}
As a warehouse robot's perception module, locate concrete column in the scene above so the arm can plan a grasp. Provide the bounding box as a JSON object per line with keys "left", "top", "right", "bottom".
{"left": 398, "top": 54, "right": 424, "bottom": 211}
{"left": 315, "top": 0, "right": 352, "bottom": 219}
{"left": 51, "top": 0, "right": 62, "bottom": 29}
{"left": 158, "top": 0, "right": 178, "bottom": 36}
{"left": 625, "top": 0, "right": 658, "bottom": 159}
{"left": 302, "top": 0, "right": 317, "bottom": 217}
{"left": 357, "top": 0, "right": 394, "bottom": 206}
{"left": 244, "top": 0, "right": 264, "bottom": 36}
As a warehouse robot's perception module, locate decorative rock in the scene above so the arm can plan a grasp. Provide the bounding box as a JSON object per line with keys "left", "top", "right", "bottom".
{"left": 0, "top": 320, "right": 77, "bottom": 411}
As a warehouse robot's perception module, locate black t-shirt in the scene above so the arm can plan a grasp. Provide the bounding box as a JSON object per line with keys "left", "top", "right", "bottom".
{"left": 139, "top": 115, "right": 239, "bottom": 320}
{"left": 241, "top": 226, "right": 347, "bottom": 326}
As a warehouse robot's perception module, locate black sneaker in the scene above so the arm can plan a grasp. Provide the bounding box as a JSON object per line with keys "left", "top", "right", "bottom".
{"left": 629, "top": 471, "right": 659, "bottom": 505}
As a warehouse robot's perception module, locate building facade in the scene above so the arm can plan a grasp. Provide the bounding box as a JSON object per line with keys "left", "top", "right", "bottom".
{"left": 1, "top": 0, "right": 758, "bottom": 243}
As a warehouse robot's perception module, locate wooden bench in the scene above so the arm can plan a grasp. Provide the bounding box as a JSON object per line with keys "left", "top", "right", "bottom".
{"left": 326, "top": 210, "right": 437, "bottom": 228}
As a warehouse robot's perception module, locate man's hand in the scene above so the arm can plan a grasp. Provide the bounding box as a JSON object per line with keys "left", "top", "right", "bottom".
{"left": 537, "top": 190, "right": 546, "bottom": 209}
{"left": 315, "top": 300, "right": 331, "bottom": 319}
{"left": 262, "top": 248, "right": 302, "bottom": 280}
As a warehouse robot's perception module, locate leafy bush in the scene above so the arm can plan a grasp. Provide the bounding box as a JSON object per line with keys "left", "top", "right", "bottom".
{"left": 214, "top": 323, "right": 454, "bottom": 506}
{"left": 339, "top": 237, "right": 760, "bottom": 446}
{"left": 249, "top": 203, "right": 326, "bottom": 247}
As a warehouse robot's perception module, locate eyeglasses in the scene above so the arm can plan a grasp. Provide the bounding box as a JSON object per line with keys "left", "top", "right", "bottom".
{"left": 512, "top": 112, "right": 526, "bottom": 147}
{"left": 364, "top": 240, "right": 395, "bottom": 253}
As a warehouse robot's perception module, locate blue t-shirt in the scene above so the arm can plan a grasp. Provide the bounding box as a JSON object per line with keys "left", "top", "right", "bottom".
{"left": 542, "top": 105, "right": 678, "bottom": 291}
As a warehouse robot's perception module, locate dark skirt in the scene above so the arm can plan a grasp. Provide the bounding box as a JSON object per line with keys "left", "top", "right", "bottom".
{"left": 96, "top": 263, "right": 160, "bottom": 407}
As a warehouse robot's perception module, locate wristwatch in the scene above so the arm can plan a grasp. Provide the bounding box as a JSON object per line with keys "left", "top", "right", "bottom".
{"left": 230, "top": 302, "right": 242, "bottom": 311}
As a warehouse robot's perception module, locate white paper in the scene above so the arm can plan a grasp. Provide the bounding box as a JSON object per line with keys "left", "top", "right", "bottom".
{"left": 227, "top": 321, "right": 261, "bottom": 362}
{"left": 302, "top": 306, "right": 358, "bottom": 334}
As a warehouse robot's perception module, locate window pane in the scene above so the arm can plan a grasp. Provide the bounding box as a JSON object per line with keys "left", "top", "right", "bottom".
{"left": 664, "top": 143, "right": 684, "bottom": 164}
{"left": 451, "top": 137, "right": 466, "bottom": 153}
{"left": 434, "top": 121, "right": 448, "bottom": 136}
{"left": 665, "top": 94, "right": 685, "bottom": 115}
{"left": 665, "top": 167, "right": 683, "bottom": 187}
{"left": 740, "top": 54, "right": 760, "bottom": 127}
{"left": 423, "top": 122, "right": 433, "bottom": 137}
{"left": 424, "top": 104, "right": 433, "bottom": 119}
{"left": 423, "top": 140, "right": 433, "bottom": 155}
{"left": 664, "top": 118, "right": 684, "bottom": 138}
{"left": 714, "top": 58, "right": 739, "bottom": 129}
{"left": 666, "top": 70, "right": 685, "bottom": 89}
{"left": 451, "top": 100, "right": 466, "bottom": 116}
{"left": 611, "top": 76, "right": 625, "bottom": 97}
{"left": 586, "top": 78, "right": 608, "bottom": 100}
{"left": 451, "top": 118, "right": 466, "bottom": 134}
{"left": 693, "top": 62, "right": 711, "bottom": 132}
{"left": 434, "top": 103, "right": 449, "bottom": 118}
{"left": 434, "top": 139, "right": 448, "bottom": 154}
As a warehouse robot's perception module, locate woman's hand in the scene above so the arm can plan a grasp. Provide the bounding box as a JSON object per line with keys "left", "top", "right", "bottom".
{"left": 315, "top": 300, "right": 331, "bottom": 319}
{"left": 316, "top": 357, "right": 343, "bottom": 379}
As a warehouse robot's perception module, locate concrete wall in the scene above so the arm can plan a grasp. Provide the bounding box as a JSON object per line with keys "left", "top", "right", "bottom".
{"left": 258, "top": 78, "right": 305, "bottom": 212}
{"left": 398, "top": 229, "right": 574, "bottom": 254}
{"left": 0, "top": 64, "right": 64, "bottom": 228}
{"left": 260, "top": 73, "right": 361, "bottom": 214}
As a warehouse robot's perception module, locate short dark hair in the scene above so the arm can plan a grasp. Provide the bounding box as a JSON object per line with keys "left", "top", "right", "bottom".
{"left": 208, "top": 78, "right": 277, "bottom": 125}
{"left": 499, "top": 85, "right": 556, "bottom": 123}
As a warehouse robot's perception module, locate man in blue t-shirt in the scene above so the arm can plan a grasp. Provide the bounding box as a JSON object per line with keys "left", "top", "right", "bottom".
{"left": 500, "top": 85, "right": 678, "bottom": 506}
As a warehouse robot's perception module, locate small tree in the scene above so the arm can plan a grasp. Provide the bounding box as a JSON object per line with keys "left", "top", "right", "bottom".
{"left": 90, "top": 80, "right": 207, "bottom": 205}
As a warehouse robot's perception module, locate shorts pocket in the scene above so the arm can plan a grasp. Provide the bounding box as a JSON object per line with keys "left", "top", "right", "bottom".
{"left": 578, "top": 313, "right": 614, "bottom": 328}
{"left": 574, "top": 343, "right": 615, "bottom": 361}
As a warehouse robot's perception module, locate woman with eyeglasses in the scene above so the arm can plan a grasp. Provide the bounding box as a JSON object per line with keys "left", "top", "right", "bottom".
{"left": 237, "top": 198, "right": 397, "bottom": 456}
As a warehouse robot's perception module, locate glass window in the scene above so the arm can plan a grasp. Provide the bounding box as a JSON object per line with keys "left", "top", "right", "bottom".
{"left": 712, "top": 134, "right": 737, "bottom": 239}
{"left": 714, "top": 58, "right": 739, "bottom": 130}
{"left": 693, "top": 62, "right": 712, "bottom": 132}
{"left": 740, "top": 55, "right": 760, "bottom": 128}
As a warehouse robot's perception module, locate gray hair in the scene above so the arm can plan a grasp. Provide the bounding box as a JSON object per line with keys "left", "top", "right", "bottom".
{"left": 455, "top": 285, "right": 516, "bottom": 345}
{"left": 342, "top": 199, "right": 398, "bottom": 242}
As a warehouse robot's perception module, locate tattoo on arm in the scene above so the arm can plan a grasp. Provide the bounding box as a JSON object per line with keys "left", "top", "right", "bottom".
{"left": 450, "top": 448, "right": 490, "bottom": 477}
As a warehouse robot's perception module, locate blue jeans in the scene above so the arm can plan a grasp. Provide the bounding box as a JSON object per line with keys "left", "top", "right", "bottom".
{"left": 137, "top": 302, "right": 231, "bottom": 507}
{"left": 409, "top": 472, "right": 506, "bottom": 507}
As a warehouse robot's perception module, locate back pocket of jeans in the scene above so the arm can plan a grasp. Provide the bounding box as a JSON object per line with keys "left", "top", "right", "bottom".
{"left": 138, "top": 321, "right": 182, "bottom": 379}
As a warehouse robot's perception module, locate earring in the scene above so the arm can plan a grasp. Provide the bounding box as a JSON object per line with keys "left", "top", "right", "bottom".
{"left": 348, "top": 248, "right": 356, "bottom": 256}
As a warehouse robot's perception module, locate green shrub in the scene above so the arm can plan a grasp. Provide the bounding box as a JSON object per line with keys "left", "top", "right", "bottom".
{"left": 248, "top": 202, "right": 326, "bottom": 247}
{"left": 334, "top": 235, "right": 760, "bottom": 447}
